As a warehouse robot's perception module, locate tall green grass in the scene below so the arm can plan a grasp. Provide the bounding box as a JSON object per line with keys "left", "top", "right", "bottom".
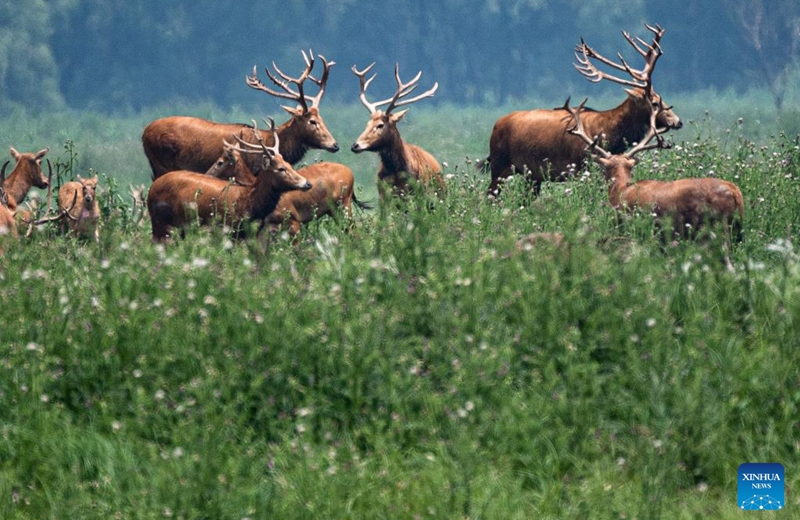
{"left": 0, "top": 94, "right": 798, "bottom": 519}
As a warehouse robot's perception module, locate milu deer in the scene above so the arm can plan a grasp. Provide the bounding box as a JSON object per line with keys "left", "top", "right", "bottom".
{"left": 487, "top": 24, "right": 683, "bottom": 196}
{"left": 57, "top": 175, "right": 101, "bottom": 241}
{"left": 351, "top": 62, "right": 444, "bottom": 199}
{"left": 2, "top": 147, "right": 50, "bottom": 210}
{"left": 142, "top": 50, "right": 338, "bottom": 179}
{"left": 147, "top": 120, "right": 312, "bottom": 242}
{"left": 207, "top": 136, "right": 371, "bottom": 236}
{"left": 566, "top": 98, "right": 744, "bottom": 245}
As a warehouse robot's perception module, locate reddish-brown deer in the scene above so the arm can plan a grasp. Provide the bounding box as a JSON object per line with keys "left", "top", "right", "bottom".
{"left": 206, "top": 136, "right": 370, "bottom": 236}
{"left": 147, "top": 120, "right": 312, "bottom": 242}
{"left": 351, "top": 63, "right": 444, "bottom": 199}
{"left": 487, "top": 24, "right": 682, "bottom": 196}
{"left": 2, "top": 147, "right": 50, "bottom": 210}
{"left": 566, "top": 98, "right": 744, "bottom": 245}
{"left": 142, "top": 50, "right": 338, "bottom": 179}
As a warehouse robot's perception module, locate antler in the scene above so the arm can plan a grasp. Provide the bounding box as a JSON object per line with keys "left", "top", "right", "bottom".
{"left": 351, "top": 62, "right": 438, "bottom": 115}
{"left": 623, "top": 101, "right": 672, "bottom": 158}
{"left": 306, "top": 53, "right": 335, "bottom": 108}
{"left": 574, "top": 23, "right": 665, "bottom": 93}
{"left": 247, "top": 49, "right": 316, "bottom": 112}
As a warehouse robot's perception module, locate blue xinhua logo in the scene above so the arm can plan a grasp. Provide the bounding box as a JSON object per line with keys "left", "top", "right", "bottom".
{"left": 738, "top": 463, "right": 785, "bottom": 511}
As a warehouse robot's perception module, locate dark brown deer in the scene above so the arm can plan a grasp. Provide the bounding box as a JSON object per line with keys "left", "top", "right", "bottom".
{"left": 142, "top": 50, "right": 338, "bottom": 179}
{"left": 206, "top": 137, "right": 370, "bottom": 236}
{"left": 566, "top": 98, "right": 743, "bottom": 245}
{"left": 147, "top": 120, "right": 312, "bottom": 241}
{"left": 2, "top": 147, "right": 50, "bottom": 209}
{"left": 487, "top": 24, "right": 682, "bottom": 196}
{"left": 351, "top": 62, "right": 444, "bottom": 199}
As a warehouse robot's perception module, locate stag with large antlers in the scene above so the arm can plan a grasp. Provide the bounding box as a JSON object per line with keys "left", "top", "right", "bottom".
{"left": 486, "top": 24, "right": 682, "bottom": 196}
{"left": 142, "top": 50, "right": 339, "bottom": 179}
{"left": 147, "top": 120, "right": 312, "bottom": 242}
{"left": 566, "top": 98, "right": 743, "bottom": 245}
{"left": 207, "top": 134, "right": 371, "bottom": 236}
{"left": 351, "top": 62, "right": 444, "bottom": 199}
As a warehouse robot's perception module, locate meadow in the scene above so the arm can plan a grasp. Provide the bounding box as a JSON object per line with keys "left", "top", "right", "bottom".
{"left": 0, "top": 88, "right": 799, "bottom": 519}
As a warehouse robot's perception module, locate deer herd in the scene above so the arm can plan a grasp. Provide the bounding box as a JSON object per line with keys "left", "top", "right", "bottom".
{"left": 0, "top": 24, "right": 745, "bottom": 255}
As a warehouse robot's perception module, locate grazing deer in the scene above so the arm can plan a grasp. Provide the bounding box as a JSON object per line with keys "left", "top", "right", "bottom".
{"left": 351, "top": 62, "right": 444, "bottom": 199}
{"left": 147, "top": 120, "right": 312, "bottom": 242}
{"left": 142, "top": 50, "right": 338, "bottom": 179}
{"left": 2, "top": 147, "right": 50, "bottom": 210}
{"left": 206, "top": 137, "right": 371, "bottom": 236}
{"left": 566, "top": 98, "right": 744, "bottom": 245}
{"left": 487, "top": 24, "right": 682, "bottom": 196}
{"left": 57, "top": 175, "right": 101, "bottom": 241}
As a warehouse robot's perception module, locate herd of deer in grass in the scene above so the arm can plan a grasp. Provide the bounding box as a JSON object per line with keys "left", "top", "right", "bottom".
{"left": 0, "top": 24, "right": 744, "bottom": 254}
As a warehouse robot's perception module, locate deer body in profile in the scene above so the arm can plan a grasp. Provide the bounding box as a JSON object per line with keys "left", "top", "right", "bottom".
{"left": 142, "top": 51, "right": 338, "bottom": 179}
{"left": 351, "top": 63, "right": 444, "bottom": 199}
{"left": 487, "top": 24, "right": 682, "bottom": 196}
{"left": 566, "top": 99, "right": 744, "bottom": 244}
{"left": 147, "top": 121, "right": 312, "bottom": 242}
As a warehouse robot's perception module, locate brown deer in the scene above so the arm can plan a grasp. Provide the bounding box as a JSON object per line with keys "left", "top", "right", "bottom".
{"left": 57, "top": 175, "right": 101, "bottom": 241}
{"left": 0, "top": 184, "right": 17, "bottom": 242}
{"left": 351, "top": 62, "right": 444, "bottom": 199}
{"left": 2, "top": 147, "right": 50, "bottom": 210}
{"left": 147, "top": 120, "right": 312, "bottom": 242}
{"left": 142, "top": 50, "right": 338, "bottom": 179}
{"left": 487, "top": 24, "right": 682, "bottom": 196}
{"left": 566, "top": 98, "right": 744, "bottom": 245}
{"left": 206, "top": 137, "right": 371, "bottom": 236}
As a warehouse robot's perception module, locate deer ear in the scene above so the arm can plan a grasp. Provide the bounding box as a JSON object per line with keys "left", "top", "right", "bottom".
{"left": 282, "top": 105, "right": 304, "bottom": 117}
{"left": 390, "top": 109, "right": 410, "bottom": 124}
{"left": 35, "top": 148, "right": 49, "bottom": 159}
{"left": 9, "top": 147, "right": 20, "bottom": 159}
{"left": 624, "top": 87, "right": 644, "bottom": 99}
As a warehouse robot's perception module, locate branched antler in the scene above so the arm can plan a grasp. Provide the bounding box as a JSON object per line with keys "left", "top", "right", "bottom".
{"left": 574, "top": 24, "right": 665, "bottom": 93}
{"left": 247, "top": 50, "right": 317, "bottom": 112}
{"left": 352, "top": 62, "right": 438, "bottom": 114}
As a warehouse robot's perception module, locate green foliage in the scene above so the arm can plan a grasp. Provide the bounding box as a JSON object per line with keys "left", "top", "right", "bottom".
{"left": 0, "top": 103, "right": 799, "bottom": 518}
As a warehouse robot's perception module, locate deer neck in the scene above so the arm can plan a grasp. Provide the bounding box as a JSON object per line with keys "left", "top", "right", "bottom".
{"left": 604, "top": 161, "right": 634, "bottom": 209}
{"left": 3, "top": 163, "right": 30, "bottom": 205}
{"left": 276, "top": 119, "right": 309, "bottom": 165}
{"left": 248, "top": 170, "right": 286, "bottom": 221}
{"left": 602, "top": 94, "right": 651, "bottom": 154}
{"left": 377, "top": 132, "right": 408, "bottom": 177}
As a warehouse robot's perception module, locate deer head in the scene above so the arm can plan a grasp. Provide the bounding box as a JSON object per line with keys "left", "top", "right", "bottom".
{"left": 246, "top": 49, "right": 339, "bottom": 153}
{"left": 574, "top": 24, "right": 682, "bottom": 131}
{"left": 350, "top": 62, "right": 438, "bottom": 153}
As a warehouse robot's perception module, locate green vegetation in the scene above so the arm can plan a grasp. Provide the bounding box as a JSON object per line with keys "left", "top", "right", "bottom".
{"left": 0, "top": 96, "right": 798, "bottom": 519}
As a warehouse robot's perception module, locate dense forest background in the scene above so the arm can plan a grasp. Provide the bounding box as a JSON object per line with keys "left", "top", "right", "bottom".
{"left": 2, "top": 0, "right": 799, "bottom": 113}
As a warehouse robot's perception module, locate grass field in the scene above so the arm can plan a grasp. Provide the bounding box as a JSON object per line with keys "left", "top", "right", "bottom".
{"left": 0, "top": 90, "right": 799, "bottom": 519}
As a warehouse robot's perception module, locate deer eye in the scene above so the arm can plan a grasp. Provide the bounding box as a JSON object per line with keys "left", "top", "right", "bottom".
{"left": 309, "top": 119, "right": 318, "bottom": 127}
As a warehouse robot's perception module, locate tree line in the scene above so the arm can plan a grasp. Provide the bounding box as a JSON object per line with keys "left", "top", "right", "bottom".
{"left": 1, "top": 0, "right": 797, "bottom": 113}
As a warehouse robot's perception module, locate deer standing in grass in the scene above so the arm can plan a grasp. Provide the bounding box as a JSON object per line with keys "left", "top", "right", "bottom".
{"left": 487, "top": 24, "right": 682, "bottom": 196}
{"left": 351, "top": 62, "right": 444, "bottom": 199}
{"left": 57, "top": 175, "right": 101, "bottom": 241}
{"left": 566, "top": 98, "right": 744, "bottom": 245}
{"left": 2, "top": 147, "right": 51, "bottom": 210}
{"left": 142, "top": 50, "right": 338, "bottom": 179}
{"left": 147, "top": 120, "right": 312, "bottom": 242}
{"left": 207, "top": 134, "right": 371, "bottom": 236}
